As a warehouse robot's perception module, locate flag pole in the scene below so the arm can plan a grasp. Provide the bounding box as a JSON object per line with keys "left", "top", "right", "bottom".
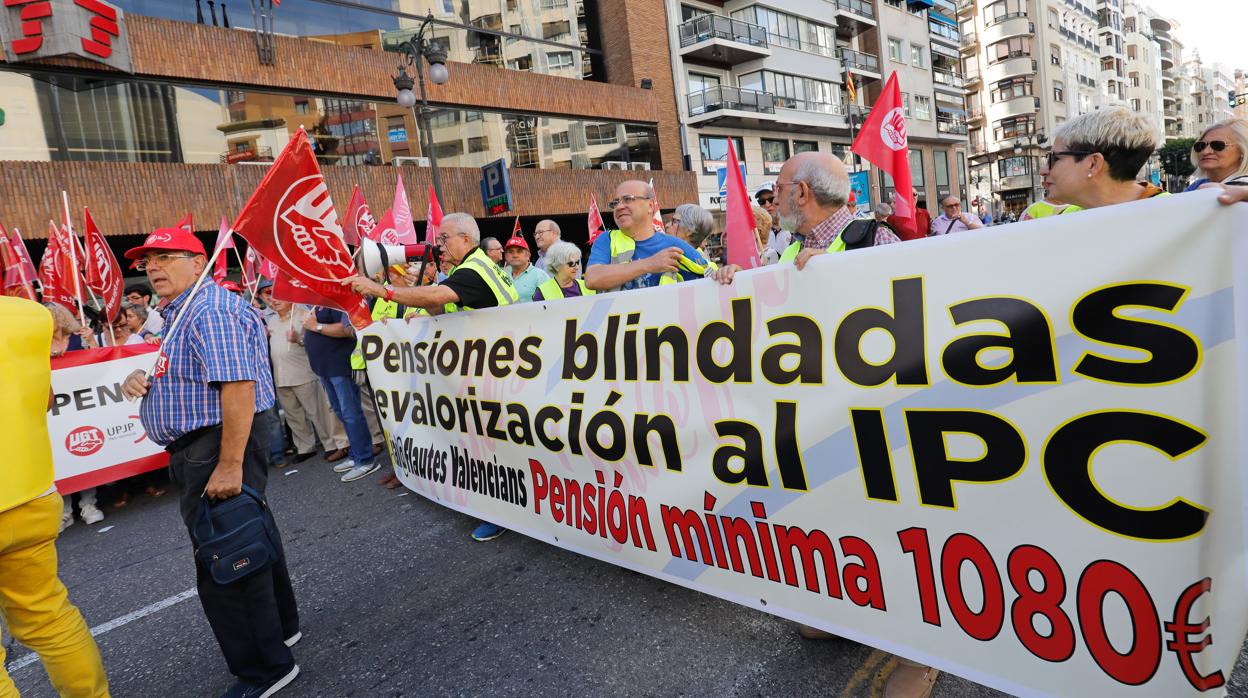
{"left": 59, "top": 194, "right": 88, "bottom": 326}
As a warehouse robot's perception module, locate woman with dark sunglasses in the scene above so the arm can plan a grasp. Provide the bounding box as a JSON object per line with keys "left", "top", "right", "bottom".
{"left": 1185, "top": 118, "right": 1248, "bottom": 191}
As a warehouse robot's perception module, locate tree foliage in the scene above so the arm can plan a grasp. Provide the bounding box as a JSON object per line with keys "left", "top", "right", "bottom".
{"left": 1158, "top": 138, "right": 1196, "bottom": 178}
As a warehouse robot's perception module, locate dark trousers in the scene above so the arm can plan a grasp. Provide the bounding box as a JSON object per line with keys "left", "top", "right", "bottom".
{"left": 168, "top": 410, "right": 299, "bottom": 684}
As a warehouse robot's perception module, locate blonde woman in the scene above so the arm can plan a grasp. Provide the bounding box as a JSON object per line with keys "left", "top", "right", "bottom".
{"left": 1185, "top": 118, "right": 1248, "bottom": 190}
{"left": 752, "top": 205, "right": 779, "bottom": 265}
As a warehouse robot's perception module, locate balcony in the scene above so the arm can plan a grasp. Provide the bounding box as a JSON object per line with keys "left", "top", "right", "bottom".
{"left": 839, "top": 48, "right": 881, "bottom": 78}
{"left": 687, "top": 86, "right": 777, "bottom": 128}
{"left": 996, "top": 174, "right": 1034, "bottom": 192}
{"left": 221, "top": 146, "right": 274, "bottom": 164}
{"left": 929, "top": 20, "right": 961, "bottom": 46}
{"left": 1160, "top": 49, "right": 1174, "bottom": 70}
{"left": 1163, "top": 107, "right": 1180, "bottom": 121}
{"left": 956, "top": 0, "right": 975, "bottom": 14}
{"left": 936, "top": 116, "right": 969, "bottom": 135}
{"left": 678, "top": 15, "right": 771, "bottom": 64}
{"left": 834, "top": 0, "right": 876, "bottom": 36}
{"left": 982, "top": 16, "right": 1033, "bottom": 46}
{"left": 964, "top": 68, "right": 982, "bottom": 86}
{"left": 1077, "top": 74, "right": 1096, "bottom": 88}
{"left": 985, "top": 55, "right": 1037, "bottom": 83}
{"left": 989, "top": 95, "right": 1041, "bottom": 119}
{"left": 960, "top": 32, "right": 978, "bottom": 52}
{"left": 933, "top": 69, "right": 965, "bottom": 91}
{"left": 966, "top": 104, "right": 985, "bottom": 121}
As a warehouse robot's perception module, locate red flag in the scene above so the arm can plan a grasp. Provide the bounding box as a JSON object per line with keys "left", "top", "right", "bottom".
{"left": 512, "top": 216, "right": 522, "bottom": 239}
{"left": 343, "top": 185, "right": 374, "bottom": 246}
{"left": 212, "top": 216, "right": 235, "bottom": 284}
{"left": 375, "top": 208, "right": 399, "bottom": 245}
{"left": 39, "top": 224, "right": 79, "bottom": 312}
{"left": 425, "top": 185, "right": 443, "bottom": 245}
{"left": 82, "top": 209, "right": 124, "bottom": 321}
{"left": 851, "top": 72, "right": 914, "bottom": 225}
{"left": 723, "top": 142, "right": 761, "bottom": 270}
{"left": 6, "top": 227, "right": 39, "bottom": 286}
{"left": 272, "top": 267, "right": 338, "bottom": 307}
{"left": 587, "top": 195, "right": 606, "bottom": 244}
{"left": 389, "top": 173, "right": 419, "bottom": 244}
{"left": 175, "top": 212, "right": 194, "bottom": 233}
{"left": 230, "top": 129, "right": 372, "bottom": 328}
{"left": 0, "top": 228, "right": 36, "bottom": 300}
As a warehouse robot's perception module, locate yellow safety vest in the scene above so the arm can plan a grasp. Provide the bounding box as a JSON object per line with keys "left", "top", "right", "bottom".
{"left": 1, "top": 298, "right": 55, "bottom": 512}
{"left": 446, "top": 247, "right": 519, "bottom": 312}
{"left": 603, "top": 229, "right": 709, "bottom": 291}
{"left": 1022, "top": 201, "right": 1082, "bottom": 219}
{"left": 778, "top": 216, "right": 867, "bottom": 263}
{"left": 351, "top": 298, "right": 402, "bottom": 370}
{"left": 536, "top": 277, "right": 596, "bottom": 300}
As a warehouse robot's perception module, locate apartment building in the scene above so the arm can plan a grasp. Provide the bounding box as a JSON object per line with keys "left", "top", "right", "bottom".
{"left": 962, "top": 0, "right": 1116, "bottom": 218}
{"left": 666, "top": 0, "right": 969, "bottom": 217}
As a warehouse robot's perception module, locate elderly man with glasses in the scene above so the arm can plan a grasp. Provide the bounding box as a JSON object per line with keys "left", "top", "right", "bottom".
{"left": 585, "top": 179, "right": 731, "bottom": 292}
{"left": 532, "top": 219, "right": 562, "bottom": 270}
{"left": 120, "top": 228, "right": 302, "bottom": 698}
{"left": 930, "top": 196, "right": 984, "bottom": 235}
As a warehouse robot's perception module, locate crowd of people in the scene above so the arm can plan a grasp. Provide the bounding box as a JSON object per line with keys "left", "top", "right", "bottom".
{"left": 3, "top": 108, "right": 1247, "bottom": 698}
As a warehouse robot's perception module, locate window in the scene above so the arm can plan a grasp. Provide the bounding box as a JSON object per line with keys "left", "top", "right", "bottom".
{"left": 699, "top": 135, "right": 746, "bottom": 173}
{"left": 542, "top": 20, "right": 571, "bottom": 40}
{"left": 548, "top": 51, "right": 574, "bottom": 69}
{"left": 910, "top": 43, "right": 925, "bottom": 67}
{"left": 688, "top": 73, "right": 721, "bottom": 93}
{"left": 433, "top": 140, "right": 464, "bottom": 158}
{"left": 761, "top": 139, "right": 789, "bottom": 174}
{"left": 993, "top": 115, "right": 1035, "bottom": 140}
{"left": 551, "top": 132, "right": 570, "bottom": 149}
{"left": 793, "top": 140, "right": 818, "bottom": 154}
{"left": 934, "top": 150, "right": 950, "bottom": 187}
{"left": 1047, "top": 8, "right": 1059, "bottom": 28}
{"left": 997, "top": 155, "right": 1030, "bottom": 178}
{"left": 910, "top": 149, "right": 925, "bottom": 186}
{"left": 740, "top": 70, "right": 840, "bottom": 113}
{"left": 990, "top": 77, "right": 1032, "bottom": 102}
{"left": 508, "top": 56, "right": 532, "bottom": 71}
{"left": 902, "top": 92, "right": 911, "bottom": 117}
{"left": 1053, "top": 81, "right": 1064, "bottom": 102}
{"left": 540, "top": 0, "right": 568, "bottom": 7}
{"left": 1050, "top": 44, "right": 1061, "bottom": 66}
{"left": 731, "top": 7, "right": 835, "bottom": 56}
{"left": 988, "top": 37, "right": 1031, "bottom": 64}
{"left": 468, "top": 136, "right": 490, "bottom": 153}
{"left": 585, "top": 123, "right": 618, "bottom": 145}
{"left": 914, "top": 94, "right": 932, "bottom": 120}
{"left": 1127, "top": 45, "right": 1136, "bottom": 60}
{"left": 888, "top": 37, "right": 903, "bottom": 62}
{"left": 983, "top": 0, "right": 1027, "bottom": 26}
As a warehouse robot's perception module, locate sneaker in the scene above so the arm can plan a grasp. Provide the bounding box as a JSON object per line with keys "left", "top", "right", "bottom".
{"left": 340, "top": 462, "right": 380, "bottom": 482}
{"left": 59, "top": 510, "right": 74, "bottom": 533}
{"left": 284, "top": 631, "right": 302, "bottom": 648}
{"left": 219, "top": 664, "right": 300, "bottom": 698}
{"left": 81, "top": 504, "right": 105, "bottom": 525}
{"left": 470, "top": 522, "right": 507, "bottom": 542}
{"left": 332, "top": 459, "right": 356, "bottom": 474}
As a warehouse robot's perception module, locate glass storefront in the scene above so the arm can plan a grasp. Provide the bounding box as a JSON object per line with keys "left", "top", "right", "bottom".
{"left": 0, "top": 71, "right": 659, "bottom": 169}
{"left": 112, "top": 0, "right": 602, "bottom": 80}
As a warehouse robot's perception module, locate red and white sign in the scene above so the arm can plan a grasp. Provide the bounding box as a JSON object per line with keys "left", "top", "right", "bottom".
{"left": 49, "top": 345, "right": 168, "bottom": 493}
{"left": 83, "top": 207, "right": 123, "bottom": 321}
{"left": 0, "top": 0, "right": 133, "bottom": 72}
{"left": 343, "top": 184, "right": 374, "bottom": 246}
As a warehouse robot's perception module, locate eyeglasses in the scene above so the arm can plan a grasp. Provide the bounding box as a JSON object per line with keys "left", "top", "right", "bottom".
{"left": 607, "top": 194, "right": 653, "bottom": 209}
{"left": 666, "top": 217, "right": 682, "bottom": 227}
{"left": 1193, "top": 140, "right": 1230, "bottom": 153}
{"left": 534, "top": 229, "right": 553, "bottom": 236}
{"left": 566, "top": 259, "right": 581, "bottom": 267}
{"left": 436, "top": 232, "right": 463, "bottom": 245}
{"left": 757, "top": 196, "right": 775, "bottom": 205}
{"left": 1045, "top": 149, "right": 1093, "bottom": 169}
{"left": 135, "top": 252, "right": 196, "bottom": 271}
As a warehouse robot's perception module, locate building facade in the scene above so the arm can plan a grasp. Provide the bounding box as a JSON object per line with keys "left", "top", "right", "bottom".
{"left": 665, "top": 0, "right": 968, "bottom": 220}
{"left": 0, "top": 0, "right": 696, "bottom": 248}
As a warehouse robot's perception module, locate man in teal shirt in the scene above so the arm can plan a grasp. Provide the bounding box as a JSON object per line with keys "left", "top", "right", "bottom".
{"left": 504, "top": 234, "right": 550, "bottom": 302}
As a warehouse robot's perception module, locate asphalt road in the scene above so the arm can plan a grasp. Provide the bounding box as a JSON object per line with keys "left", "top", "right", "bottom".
{"left": 7, "top": 451, "right": 1248, "bottom": 698}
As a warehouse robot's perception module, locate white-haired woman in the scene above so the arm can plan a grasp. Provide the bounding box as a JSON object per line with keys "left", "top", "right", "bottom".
{"left": 534, "top": 241, "right": 595, "bottom": 301}
{"left": 1185, "top": 118, "right": 1248, "bottom": 191}
{"left": 1046, "top": 108, "right": 1166, "bottom": 209}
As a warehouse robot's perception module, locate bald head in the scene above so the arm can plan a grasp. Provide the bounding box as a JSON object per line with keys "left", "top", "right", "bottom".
{"left": 534, "top": 218, "right": 561, "bottom": 253}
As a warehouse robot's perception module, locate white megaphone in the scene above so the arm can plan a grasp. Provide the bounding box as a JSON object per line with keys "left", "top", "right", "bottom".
{"left": 359, "top": 238, "right": 440, "bottom": 278}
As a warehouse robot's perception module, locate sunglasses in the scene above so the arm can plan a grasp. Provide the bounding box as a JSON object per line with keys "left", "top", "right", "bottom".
{"left": 1045, "top": 149, "right": 1093, "bottom": 169}
{"left": 1193, "top": 140, "right": 1230, "bottom": 153}
{"left": 757, "top": 196, "right": 775, "bottom": 205}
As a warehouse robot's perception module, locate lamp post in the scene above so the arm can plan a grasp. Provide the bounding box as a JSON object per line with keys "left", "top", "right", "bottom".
{"left": 393, "top": 12, "right": 451, "bottom": 207}
{"left": 1013, "top": 132, "right": 1047, "bottom": 206}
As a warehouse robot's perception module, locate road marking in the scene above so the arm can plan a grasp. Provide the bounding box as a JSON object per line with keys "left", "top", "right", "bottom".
{"left": 837, "top": 648, "right": 888, "bottom": 698}
{"left": 5, "top": 588, "right": 198, "bottom": 673}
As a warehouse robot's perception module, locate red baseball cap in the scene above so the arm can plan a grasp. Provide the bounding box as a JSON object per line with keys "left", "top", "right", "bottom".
{"left": 124, "top": 228, "right": 207, "bottom": 260}
{"left": 504, "top": 235, "right": 529, "bottom": 252}
{"left": 219, "top": 280, "right": 243, "bottom": 293}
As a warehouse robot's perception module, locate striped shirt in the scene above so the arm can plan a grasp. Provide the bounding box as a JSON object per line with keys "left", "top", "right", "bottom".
{"left": 140, "top": 283, "right": 275, "bottom": 446}
{"left": 803, "top": 206, "right": 901, "bottom": 249}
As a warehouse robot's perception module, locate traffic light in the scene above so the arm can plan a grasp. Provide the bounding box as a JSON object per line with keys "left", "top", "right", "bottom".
{"left": 1232, "top": 91, "right": 1248, "bottom": 107}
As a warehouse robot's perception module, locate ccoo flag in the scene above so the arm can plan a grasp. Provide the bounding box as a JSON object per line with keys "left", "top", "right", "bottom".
{"left": 230, "top": 129, "right": 372, "bottom": 328}
{"left": 851, "top": 72, "right": 914, "bottom": 224}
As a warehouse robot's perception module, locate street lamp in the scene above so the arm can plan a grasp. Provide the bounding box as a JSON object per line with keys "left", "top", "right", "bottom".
{"left": 1012, "top": 132, "right": 1047, "bottom": 205}
{"left": 392, "top": 12, "right": 451, "bottom": 207}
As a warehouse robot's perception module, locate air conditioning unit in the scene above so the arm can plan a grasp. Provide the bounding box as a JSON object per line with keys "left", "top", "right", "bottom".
{"left": 601, "top": 160, "right": 630, "bottom": 170}
{"left": 628, "top": 162, "right": 651, "bottom": 171}
{"left": 394, "top": 156, "right": 431, "bottom": 167}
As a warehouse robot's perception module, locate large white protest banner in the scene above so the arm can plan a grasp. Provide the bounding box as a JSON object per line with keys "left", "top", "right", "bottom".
{"left": 362, "top": 190, "right": 1248, "bottom": 696}
{"left": 49, "top": 345, "right": 167, "bottom": 493}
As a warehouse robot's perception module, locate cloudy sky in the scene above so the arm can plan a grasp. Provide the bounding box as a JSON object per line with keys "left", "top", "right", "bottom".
{"left": 1145, "top": 0, "right": 1244, "bottom": 70}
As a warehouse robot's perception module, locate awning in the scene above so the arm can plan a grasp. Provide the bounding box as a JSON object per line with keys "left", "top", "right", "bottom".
{"left": 929, "top": 9, "right": 956, "bottom": 26}
{"left": 908, "top": 0, "right": 935, "bottom": 8}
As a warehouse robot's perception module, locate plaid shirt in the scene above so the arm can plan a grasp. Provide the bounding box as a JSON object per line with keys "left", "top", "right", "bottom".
{"left": 803, "top": 206, "right": 901, "bottom": 249}
{"left": 140, "top": 283, "right": 275, "bottom": 446}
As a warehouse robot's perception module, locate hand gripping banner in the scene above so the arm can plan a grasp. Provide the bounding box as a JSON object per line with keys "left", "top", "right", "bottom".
{"left": 361, "top": 191, "right": 1248, "bottom": 697}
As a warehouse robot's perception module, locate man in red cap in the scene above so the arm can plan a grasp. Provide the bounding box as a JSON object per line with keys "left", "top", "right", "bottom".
{"left": 502, "top": 233, "right": 549, "bottom": 303}
{"left": 119, "top": 227, "right": 302, "bottom": 697}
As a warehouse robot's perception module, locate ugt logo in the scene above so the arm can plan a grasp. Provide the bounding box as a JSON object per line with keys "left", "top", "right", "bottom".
{"left": 879, "top": 107, "right": 907, "bottom": 151}
{"left": 274, "top": 175, "right": 352, "bottom": 282}
{"left": 66, "top": 425, "right": 105, "bottom": 456}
